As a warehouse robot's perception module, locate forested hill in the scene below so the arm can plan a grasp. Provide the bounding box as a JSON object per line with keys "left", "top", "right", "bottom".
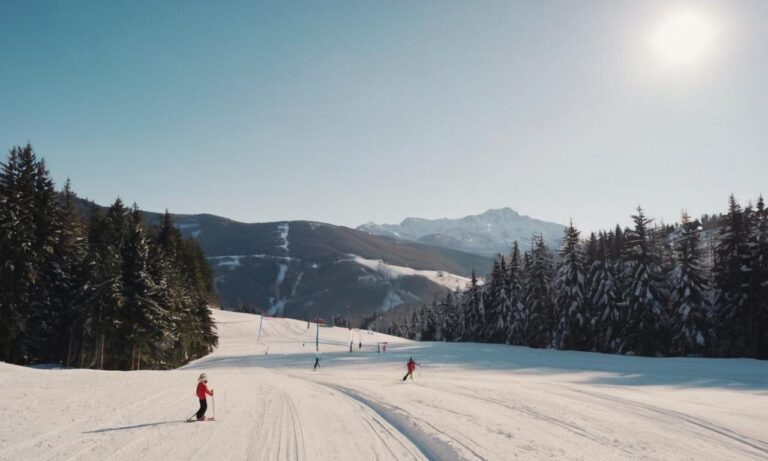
{"left": 71, "top": 198, "right": 495, "bottom": 324}
{"left": 0, "top": 144, "right": 218, "bottom": 369}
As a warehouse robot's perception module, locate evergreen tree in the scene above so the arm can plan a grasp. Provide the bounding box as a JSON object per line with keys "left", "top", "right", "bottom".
{"left": 713, "top": 195, "right": 752, "bottom": 357}
{"left": 122, "top": 205, "right": 170, "bottom": 369}
{"left": 755, "top": 197, "right": 768, "bottom": 358}
{"left": 87, "top": 198, "right": 128, "bottom": 368}
{"left": 0, "top": 146, "right": 38, "bottom": 362}
{"left": 506, "top": 242, "right": 526, "bottom": 345}
{"left": 420, "top": 302, "right": 436, "bottom": 341}
{"left": 460, "top": 271, "right": 484, "bottom": 341}
{"left": 621, "top": 207, "right": 669, "bottom": 356}
{"left": 591, "top": 238, "right": 622, "bottom": 353}
{"left": 485, "top": 257, "right": 510, "bottom": 343}
{"left": 553, "top": 222, "right": 588, "bottom": 350}
{"left": 24, "top": 158, "right": 65, "bottom": 363}
{"left": 49, "top": 180, "right": 88, "bottom": 366}
{"left": 438, "top": 291, "right": 460, "bottom": 341}
{"left": 525, "top": 236, "right": 554, "bottom": 348}
{"left": 670, "top": 212, "right": 711, "bottom": 356}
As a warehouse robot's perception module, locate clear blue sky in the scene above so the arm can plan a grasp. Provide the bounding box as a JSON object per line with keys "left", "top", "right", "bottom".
{"left": 1, "top": 0, "right": 766, "bottom": 232}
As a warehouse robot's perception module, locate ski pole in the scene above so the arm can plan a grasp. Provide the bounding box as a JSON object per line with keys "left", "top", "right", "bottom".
{"left": 212, "top": 395, "right": 216, "bottom": 420}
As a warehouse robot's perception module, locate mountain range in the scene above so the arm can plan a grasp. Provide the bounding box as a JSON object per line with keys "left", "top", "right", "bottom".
{"left": 77, "top": 199, "right": 563, "bottom": 323}
{"left": 166, "top": 214, "right": 493, "bottom": 322}
{"left": 358, "top": 207, "right": 565, "bottom": 257}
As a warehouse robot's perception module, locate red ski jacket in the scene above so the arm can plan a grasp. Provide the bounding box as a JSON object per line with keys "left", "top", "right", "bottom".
{"left": 407, "top": 361, "right": 416, "bottom": 373}
{"left": 196, "top": 382, "right": 213, "bottom": 400}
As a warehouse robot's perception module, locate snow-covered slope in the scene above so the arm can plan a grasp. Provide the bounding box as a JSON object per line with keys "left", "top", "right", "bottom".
{"left": 2, "top": 309, "right": 768, "bottom": 460}
{"left": 351, "top": 255, "right": 474, "bottom": 291}
{"left": 358, "top": 207, "right": 565, "bottom": 256}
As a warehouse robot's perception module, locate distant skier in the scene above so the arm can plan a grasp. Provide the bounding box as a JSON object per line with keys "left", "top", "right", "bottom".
{"left": 313, "top": 353, "right": 320, "bottom": 370}
{"left": 194, "top": 373, "right": 214, "bottom": 421}
{"left": 402, "top": 357, "right": 419, "bottom": 381}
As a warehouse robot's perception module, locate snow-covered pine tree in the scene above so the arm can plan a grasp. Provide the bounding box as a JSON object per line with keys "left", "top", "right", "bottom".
{"left": 49, "top": 180, "right": 89, "bottom": 367}
{"left": 669, "top": 212, "right": 711, "bottom": 356}
{"left": 553, "top": 222, "right": 588, "bottom": 351}
{"left": 583, "top": 232, "right": 600, "bottom": 342}
{"left": 506, "top": 242, "right": 526, "bottom": 345}
{"left": 0, "top": 146, "right": 39, "bottom": 363}
{"left": 419, "top": 302, "right": 436, "bottom": 341}
{"left": 524, "top": 236, "right": 555, "bottom": 348}
{"left": 740, "top": 203, "right": 764, "bottom": 358}
{"left": 755, "top": 196, "right": 768, "bottom": 359}
{"left": 122, "top": 205, "right": 171, "bottom": 370}
{"left": 439, "top": 290, "right": 461, "bottom": 341}
{"left": 620, "top": 207, "right": 669, "bottom": 356}
{"left": 88, "top": 198, "right": 128, "bottom": 369}
{"left": 460, "top": 271, "right": 484, "bottom": 341}
{"left": 591, "top": 237, "right": 622, "bottom": 353}
{"left": 178, "top": 237, "right": 218, "bottom": 359}
{"left": 410, "top": 308, "right": 421, "bottom": 340}
{"left": 25, "top": 158, "right": 66, "bottom": 363}
{"left": 713, "top": 195, "right": 753, "bottom": 357}
{"left": 485, "top": 257, "right": 510, "bottom": 343}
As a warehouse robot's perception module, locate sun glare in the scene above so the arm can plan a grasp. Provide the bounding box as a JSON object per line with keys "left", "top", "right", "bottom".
{"left": 650, "top": 10, "right": 717, "bottom": 67}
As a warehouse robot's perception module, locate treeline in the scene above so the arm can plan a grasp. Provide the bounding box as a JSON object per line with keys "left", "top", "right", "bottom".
{"left": 0, "top": 144, "right": 218, "bottom": 369}
{"left": 389, "top": 198, "right": 768, "bottom": 359}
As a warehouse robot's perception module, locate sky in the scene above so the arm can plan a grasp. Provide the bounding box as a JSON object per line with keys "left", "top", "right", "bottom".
{"left": 1, "top": 0, "right": 766, "bottom": 233}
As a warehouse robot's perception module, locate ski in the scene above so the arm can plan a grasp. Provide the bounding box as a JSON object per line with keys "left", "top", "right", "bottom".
{"left": 186, "top": 417, "right": 216, "bottom": 422}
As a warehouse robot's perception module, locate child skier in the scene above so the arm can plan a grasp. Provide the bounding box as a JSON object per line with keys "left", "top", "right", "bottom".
{"left": 402, "top": 357, "right": 418, "bottom": 381}
{"left": 194, "top": 373, "right": 214, "bottom": 421}
{"left": 313, "top": 352, "right": 320, "bottom": 370}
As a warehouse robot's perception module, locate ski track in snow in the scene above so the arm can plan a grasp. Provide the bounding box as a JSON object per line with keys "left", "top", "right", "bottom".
{"left": 267, "top": 223, "right": 291, "bottom": 315}
{"left": 2, "top": 309, "right": 768, "bottom": 461}
{"left": 277, "top": 223, "right": 290, "bottom": 253}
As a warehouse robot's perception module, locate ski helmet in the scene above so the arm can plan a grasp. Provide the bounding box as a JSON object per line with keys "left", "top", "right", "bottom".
{"left": 198, "top": 373, "right": 208, "bottom": 382}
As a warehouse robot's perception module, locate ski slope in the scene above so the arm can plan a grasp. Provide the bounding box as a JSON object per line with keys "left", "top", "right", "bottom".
{"left": 2, "top": 309, "right": 767, "bottom": 461}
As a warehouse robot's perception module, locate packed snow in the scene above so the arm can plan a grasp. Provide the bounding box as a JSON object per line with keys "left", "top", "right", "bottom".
{"left": 2, "top": 309, "right": 767, "bottom": 461}
{"left": 351, "top": 255, "right": 474, "bottom": 291}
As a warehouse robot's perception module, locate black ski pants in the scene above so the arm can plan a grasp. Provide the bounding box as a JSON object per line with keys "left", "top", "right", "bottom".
{"left": 196, "top": 399, "right": 207, "bottom": 419}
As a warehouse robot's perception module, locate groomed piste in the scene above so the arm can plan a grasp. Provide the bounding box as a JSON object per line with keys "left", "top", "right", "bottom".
{"left": 2, "top": 309, "right": 767, "bottom": 460}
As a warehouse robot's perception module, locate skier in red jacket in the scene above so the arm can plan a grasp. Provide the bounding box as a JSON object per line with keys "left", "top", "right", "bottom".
{"left": 194, "top": 373, "right": 214, "bottom": 421}
{"left": 402, "top": 357, "right": 418, "bottom": 381}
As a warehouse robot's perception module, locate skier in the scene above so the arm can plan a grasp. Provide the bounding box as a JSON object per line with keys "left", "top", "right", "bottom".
{"left": 313, "top": 352, "right": 320, "bottom": 370}
{"left": 194, "top": 373, "right": 214, "bottom": 421}
{"left": 402, "top": 357, "right": 419, "bottom": 381}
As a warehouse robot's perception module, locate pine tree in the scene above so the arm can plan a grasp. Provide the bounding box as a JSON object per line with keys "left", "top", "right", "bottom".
{"left": 485, "top": 257, "right": 510, "bottom": 343}
{"left": 46, "top": 180, "right": 89, "bottom": 366}
{"left": 713, "top": 195, "right": 752, "bottom": 357}
{"left": 24, "top": 158, "right": 65, "bottom": 363}
{"left": 88, "top": 198, "right": 128, "bottom": 369}
{"left": 755, "top": 197, "right": 768, "bottom": 358}
{"left": 506, "top": 242, "right": 526, "bottom": 345}
{"left": 410, "top": 308, "right": 421, "bottom": 340}
{"left": 591, "top": 238, "right": 622, "bottom": 353}
{"left": 525, "top": 236, "right": 554, "bottom": 348}
{"left": 438, "top": 291, "right": 460, "bottom": 341}
{"left": 0, "top": 146, "right": 38, "bottom": 362}
{"left": 621, "top": 207, "right": 669, "bottom": 356}
{"left": 553, "top": 222, "right": 588, "bottom": 350}
{"left": 670, "top": 212, "right": 711, "bottom": 356}
{"left": 419, "top": 302, "right": 435, "bottom": 341}
{"left": 460, "top": 271, "right": 484, "bottom": 341}
{"left": 122, "top": 205, "right": 171, "bottom": 369}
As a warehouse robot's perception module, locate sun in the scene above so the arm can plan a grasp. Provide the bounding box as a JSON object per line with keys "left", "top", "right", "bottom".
{"left": 650, "top": 9, "right": 717, "bottom": 67}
